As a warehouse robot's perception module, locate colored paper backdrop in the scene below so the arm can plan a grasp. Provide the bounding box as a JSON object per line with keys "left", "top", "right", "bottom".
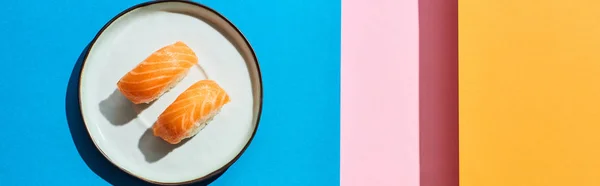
{"left": 0, "top": 0, "right": 463, "bottom": 185}
{"left": 0, "top": 0, "right": 339, "bottom": 185}
{"left": 341, "top": 0, "right": 420, "bottom": 185}
{"left": 460, "top": 0, "right": 600, "bottom": 185}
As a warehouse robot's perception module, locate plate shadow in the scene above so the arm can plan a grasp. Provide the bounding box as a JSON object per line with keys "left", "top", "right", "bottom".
{"left": 138, "top": 128, "right": 190, "bottom": 163}
{"left": 66, "top": 43, "right": 223, "bottom": 186}
{"left": 99, "top": 89, "right": 153, "bottom": 126}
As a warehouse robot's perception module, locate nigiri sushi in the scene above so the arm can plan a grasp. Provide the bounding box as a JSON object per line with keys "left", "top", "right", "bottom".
{"left": 153, "top": 80, "right": 230, "bottom": 144}
{"left": 117, "top": 41, "right": 198, "bottom": 104}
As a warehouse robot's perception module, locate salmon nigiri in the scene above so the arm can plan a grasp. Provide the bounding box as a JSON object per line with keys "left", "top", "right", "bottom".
{"left": 153, "top": 80, "right": 230, "bottom": 144}
{"left": 117, "top": 41, "right": 198, "bottom": 104}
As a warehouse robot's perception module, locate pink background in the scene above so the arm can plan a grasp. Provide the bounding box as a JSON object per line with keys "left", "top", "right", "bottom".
{"left": 341, "top": 0, "right": 420, "bottom": 185}
{"left": 341, "top": 0, "right": 458, "bottom": 185}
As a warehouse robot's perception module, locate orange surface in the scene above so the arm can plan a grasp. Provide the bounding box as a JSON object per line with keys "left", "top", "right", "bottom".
{"left": 459, "top": 0, "right": 600, "bottom": 185}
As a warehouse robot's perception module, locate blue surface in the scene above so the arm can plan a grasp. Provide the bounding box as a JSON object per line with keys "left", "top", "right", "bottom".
{"left": 0, "top": 0, "right": 340, "bottom": 185}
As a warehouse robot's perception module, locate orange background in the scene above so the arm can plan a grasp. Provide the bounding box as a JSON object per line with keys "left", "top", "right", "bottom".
{"left": 460, "top": 0, "right": 600, "bottom": 185}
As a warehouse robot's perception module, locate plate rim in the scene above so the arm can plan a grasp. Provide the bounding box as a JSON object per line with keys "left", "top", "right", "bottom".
{"left": 77, "top": 0, "right": 263, "bottom": 185}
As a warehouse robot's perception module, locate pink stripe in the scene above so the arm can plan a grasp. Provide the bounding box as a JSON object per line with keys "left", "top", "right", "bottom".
{"left": 340, "top": 0, "right": 420, "bottom": 185}
{"left": 418, "top": 0, "right": 458, "bottom": 185}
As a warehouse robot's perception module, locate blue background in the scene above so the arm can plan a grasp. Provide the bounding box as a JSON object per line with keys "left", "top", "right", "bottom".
{"left": 0, "top": 0, "right": 340, "bottom": 185}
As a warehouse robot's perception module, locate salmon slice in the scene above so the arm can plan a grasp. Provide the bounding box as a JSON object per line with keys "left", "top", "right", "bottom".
{"left": 117, "top": 41, "right": 198, "bottom": 104}
{"left": 153, "top": 80, "right": 231, "bottom": 144}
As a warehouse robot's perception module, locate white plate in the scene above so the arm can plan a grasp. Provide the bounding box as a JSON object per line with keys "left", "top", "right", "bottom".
{"left": 78, "top": 1, "right": 262, "bottom": 185}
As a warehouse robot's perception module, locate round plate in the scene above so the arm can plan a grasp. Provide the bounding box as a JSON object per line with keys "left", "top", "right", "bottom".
{"left": 78, "top": 1, "right": 262, "bottom": 185}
